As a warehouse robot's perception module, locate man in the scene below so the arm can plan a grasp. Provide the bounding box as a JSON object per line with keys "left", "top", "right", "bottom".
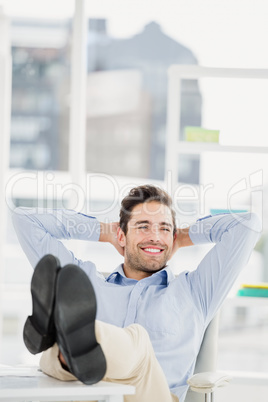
{"left": 12, "top": 184, "right": 261, "bottom": 402}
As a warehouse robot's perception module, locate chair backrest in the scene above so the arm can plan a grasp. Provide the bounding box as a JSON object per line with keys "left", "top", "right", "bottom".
{"left": 184, "top": 312, "right": 220, "bottom": 402}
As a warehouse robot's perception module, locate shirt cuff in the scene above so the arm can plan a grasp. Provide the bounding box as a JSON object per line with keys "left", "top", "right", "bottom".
{"left": 62, "top": 211, "right": 101, "bottom": 241}
{"left": 188, "top": 215, "right": 214, "bottom": 245}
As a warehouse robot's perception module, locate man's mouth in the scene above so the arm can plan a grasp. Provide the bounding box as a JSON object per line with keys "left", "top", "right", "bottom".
{"left": 140, "top": 246, "right": 165, "bottom": 255}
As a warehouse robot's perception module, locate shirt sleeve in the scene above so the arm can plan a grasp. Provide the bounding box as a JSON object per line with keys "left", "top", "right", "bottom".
{"left": 12, "top": 207, "right": 101, "bottom": 268}
{"left": 187, "top": 212, "right": 262, "bottom": 325}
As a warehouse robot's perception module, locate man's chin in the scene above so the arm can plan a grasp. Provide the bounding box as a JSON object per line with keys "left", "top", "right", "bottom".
{"left": 142, "top": 261, "right": 167, "bottom": 273}
{"left": 125, "top": 250, "right": 169, "bottom": 275}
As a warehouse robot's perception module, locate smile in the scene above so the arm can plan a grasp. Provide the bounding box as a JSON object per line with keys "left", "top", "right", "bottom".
{"left": 141, "top": 247, "right": 164, "bottom": 255}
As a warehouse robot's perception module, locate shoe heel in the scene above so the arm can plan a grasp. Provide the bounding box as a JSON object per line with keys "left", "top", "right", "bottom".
{"left": 70, "top": 344, "right": 107, "bottom": 385}
{"left": 23, "top": 317, "right": 50, "bottom": 355}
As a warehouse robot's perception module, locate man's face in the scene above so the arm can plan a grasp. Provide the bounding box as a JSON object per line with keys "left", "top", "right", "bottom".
{"left": 118, "top": 201, "right": 175, "bottom": 279}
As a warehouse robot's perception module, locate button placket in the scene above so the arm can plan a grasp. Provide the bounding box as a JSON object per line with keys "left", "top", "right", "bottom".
{"left": 124, "top": 282, "right": 144, "bottom": 326}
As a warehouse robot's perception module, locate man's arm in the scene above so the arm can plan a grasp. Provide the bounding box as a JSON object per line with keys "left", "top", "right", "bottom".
{"left": 12, "top": 207, "right": 101, "bottom": 268}
{"left": 186, "top": 212, "right": 261, "bottom": 324}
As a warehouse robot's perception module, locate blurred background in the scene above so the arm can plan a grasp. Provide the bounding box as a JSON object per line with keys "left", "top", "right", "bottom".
{"left": 0, "top": 1, "right": 268, "bottom": 401}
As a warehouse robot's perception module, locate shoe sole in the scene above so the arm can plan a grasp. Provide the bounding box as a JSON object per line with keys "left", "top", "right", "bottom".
{"left": 23, "top": 254, "right": 60, "bottom": 354}
{"left": 55, "top": 265, "right": 107, "bottom": 385}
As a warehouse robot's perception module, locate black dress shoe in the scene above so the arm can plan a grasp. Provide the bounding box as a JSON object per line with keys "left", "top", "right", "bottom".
{"left": 23, "top": 254, "right": 60, "bottom": 354}
{"left": 54, "top": 264, "right": 107, "bottom": 384}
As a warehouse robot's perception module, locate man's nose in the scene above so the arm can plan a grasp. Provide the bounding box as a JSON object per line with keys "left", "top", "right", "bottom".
{"left": 148, "top": 226, "right": 160, "bottom": 242}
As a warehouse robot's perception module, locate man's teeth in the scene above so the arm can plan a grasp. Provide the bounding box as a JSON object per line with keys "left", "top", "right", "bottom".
{"left": 144, "top": 248, "right": 162, "bottom": 253}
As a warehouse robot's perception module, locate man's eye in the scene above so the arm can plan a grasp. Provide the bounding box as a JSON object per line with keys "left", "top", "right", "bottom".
{"left": 161, "top": 228, "right": 170, "bottom": 232}
{"left": 139, "top": 226, "right": 148, "bottom": 230}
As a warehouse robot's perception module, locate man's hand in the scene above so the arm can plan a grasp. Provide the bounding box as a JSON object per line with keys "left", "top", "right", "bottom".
{"left": 170, "top": 227, "right": 193, "bottom": 259}
{"left": 99, "top": 222, "right": 124, "bottom": 256}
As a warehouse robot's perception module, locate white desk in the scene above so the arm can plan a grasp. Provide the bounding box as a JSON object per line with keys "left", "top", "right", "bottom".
{"left": 0, "top": 366, "right": 135, "bottom": 402}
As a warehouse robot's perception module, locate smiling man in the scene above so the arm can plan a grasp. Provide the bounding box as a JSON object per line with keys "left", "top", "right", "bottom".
{"left": 118, "top": 201, "right": 177, "bottom": 279}
{"left": 12, "top": 184, "right": 261, "bottom": 402}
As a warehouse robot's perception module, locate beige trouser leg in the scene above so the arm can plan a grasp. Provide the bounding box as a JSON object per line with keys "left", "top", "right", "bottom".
{"left": 40, "top": 320, "right": 179, "bottom": 402}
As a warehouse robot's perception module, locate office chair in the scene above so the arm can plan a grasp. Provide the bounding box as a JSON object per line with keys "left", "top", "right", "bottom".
{"left": 186, "top": 313, "right": 231, "bottom": 402}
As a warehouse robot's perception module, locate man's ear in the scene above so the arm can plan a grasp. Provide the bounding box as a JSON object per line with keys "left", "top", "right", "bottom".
{"left": 117, "top": 227, "right": 126, "bottom": 247}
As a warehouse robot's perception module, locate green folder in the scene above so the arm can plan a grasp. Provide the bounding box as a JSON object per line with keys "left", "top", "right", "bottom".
{"left": 237, "top": 288, "right": 268, "bottom": 298}
{"left": 185, "top": 126, "right": 220, "bottom": 142}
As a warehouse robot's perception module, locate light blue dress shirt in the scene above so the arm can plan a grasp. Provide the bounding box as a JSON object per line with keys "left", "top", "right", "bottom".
{"left": 12, "top": 208, "right": 261, "bottom": 401}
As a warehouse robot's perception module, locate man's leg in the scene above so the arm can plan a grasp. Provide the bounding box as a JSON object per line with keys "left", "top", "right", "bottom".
{"left": 28, "top": 263, "right": 178, "bottom": 402}
{"left": 40, "top": 320, "right": 179, "bottom": 402}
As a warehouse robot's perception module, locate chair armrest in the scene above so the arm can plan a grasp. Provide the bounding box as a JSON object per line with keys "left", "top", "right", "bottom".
{"left": 187, "top": 371, "right": 232, "bottom": 394}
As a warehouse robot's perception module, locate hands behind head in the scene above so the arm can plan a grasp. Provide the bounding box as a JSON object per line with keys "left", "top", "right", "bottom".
{"left": 100, "top": 222, "right": 192, "bottom": 259}
{"left": 99, "top": 222, "right": 124, "bottom": 256}
{"left": 169, "top": 227, "right": 193, "bottom": 260}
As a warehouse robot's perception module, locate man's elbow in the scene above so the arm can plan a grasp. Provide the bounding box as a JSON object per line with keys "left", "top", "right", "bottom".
{"left": 239, "top": 212, "right": 262, "bottom": 245}
{"left": 11, "top": 207, "right": 33, "bottom": 228}
{"left": 244, "top": 212, "right": 262, "bottom": 233}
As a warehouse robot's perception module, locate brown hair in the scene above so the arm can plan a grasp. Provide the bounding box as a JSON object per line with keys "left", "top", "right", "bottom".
{"left": 119, "top": 185, "right": 176, "bottom": 235}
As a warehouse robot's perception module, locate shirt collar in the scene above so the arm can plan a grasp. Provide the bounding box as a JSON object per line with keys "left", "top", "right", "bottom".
{"left": 106, "top": 263, "right": 175, "bottom": 286}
